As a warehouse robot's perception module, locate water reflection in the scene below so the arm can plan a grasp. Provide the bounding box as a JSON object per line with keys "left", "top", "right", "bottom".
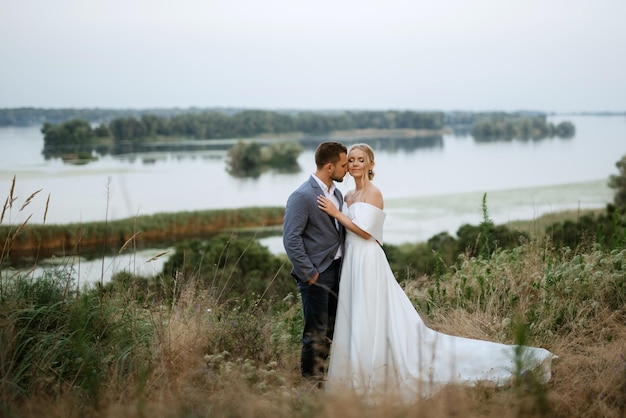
{"left": 298, "top": 134, "right": 444, "bottom": 153}
{"left": 40, "top": 129, "right": 577, "bottom": 168}
{"left": 40, "top": 133, "right": 445, "bottom": 167}
{"left": 117, "top": 150, "right": 225, "bottom": 165}
{"left": 471, "top": 134, "right": 574, "bottom": 144}
{"left": 43, "top": 140, "right": 233, "bottom": 163}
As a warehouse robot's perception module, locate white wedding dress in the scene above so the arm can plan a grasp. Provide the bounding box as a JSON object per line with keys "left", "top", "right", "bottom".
{"left": 326, "top": 202, "right": 556, "bottom": 402}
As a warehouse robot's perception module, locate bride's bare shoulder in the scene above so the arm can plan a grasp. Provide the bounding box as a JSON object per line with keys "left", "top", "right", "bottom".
{"left": 365, "top": 185, "right": 384, "bottom": 209}
{"left": 369, "top": 183, "right": 382, "bottom": 196}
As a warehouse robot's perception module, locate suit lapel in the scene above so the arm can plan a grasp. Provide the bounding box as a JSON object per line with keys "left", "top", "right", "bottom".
{"left": 332, "top": 188, "right": 344, "bottom": 237}
{"left": 333, "top": 188, "right": 343, "bottom": 211}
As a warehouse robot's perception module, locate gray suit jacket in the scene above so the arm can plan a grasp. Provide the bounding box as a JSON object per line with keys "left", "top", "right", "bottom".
{"left": 283, "top": 175, "right": 345, "bottom": 283}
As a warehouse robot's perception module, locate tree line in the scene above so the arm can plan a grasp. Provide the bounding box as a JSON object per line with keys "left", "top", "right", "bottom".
{"left": 0, "top": 107, "right": 240, "bottom": 127}
{"left": 39, "top": 110, "right": 446, "bottom": 160}
{"left": 39, "top": 109, "right": 577, "bottom": 147}
{"left": 101, "top": 110, "right": 446, "bottom": 141}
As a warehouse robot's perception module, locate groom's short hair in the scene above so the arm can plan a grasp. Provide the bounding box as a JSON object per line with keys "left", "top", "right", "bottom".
{"left": 315, "top": 142, "right": 347, "bottom": 168}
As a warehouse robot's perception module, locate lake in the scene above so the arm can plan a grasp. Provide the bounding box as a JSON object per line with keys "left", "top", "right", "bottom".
{"left": 1, "top": 115, "right": 624, "bottom": 284}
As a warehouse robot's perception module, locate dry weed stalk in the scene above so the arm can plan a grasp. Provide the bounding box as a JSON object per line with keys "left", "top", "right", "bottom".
{"left": 43, "top": 193, "right": 50, "bottom": 224}
{"left": 19, "top": 189, "right": 42, "bottom": 212}
{"left": 146, "top": 251, "right": 170, "bottom": 262}
{"left": 119, "top": 231, "right": 142, "bottom": 253}
{"left": 1, "top": 196, "right": 9, "bottom": 224}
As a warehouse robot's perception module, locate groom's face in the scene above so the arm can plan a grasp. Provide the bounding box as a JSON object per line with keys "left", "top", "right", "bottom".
{"left": 330, "top": 152, "right": 349, "bottom": 182}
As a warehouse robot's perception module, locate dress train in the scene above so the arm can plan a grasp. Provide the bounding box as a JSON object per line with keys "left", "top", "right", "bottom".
{"left": 326, "top": 202, "right": 556, "bottom": 402}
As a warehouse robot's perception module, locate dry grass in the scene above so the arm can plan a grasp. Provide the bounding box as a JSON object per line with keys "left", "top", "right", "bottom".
{"left": 4, "top": 270, "right": 625, "bottom": 418}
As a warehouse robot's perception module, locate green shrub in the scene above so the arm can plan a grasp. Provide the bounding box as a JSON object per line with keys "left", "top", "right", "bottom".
{"left": 0, "top": 270, "right": 153, "bottom": 408}
{"left": 161, "top": 234, "right": 293, "bottom": 305}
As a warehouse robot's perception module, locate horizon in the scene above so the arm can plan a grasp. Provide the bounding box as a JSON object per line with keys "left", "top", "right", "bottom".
{"left": 1, "top": 106, "right": 625, "bottom": 115}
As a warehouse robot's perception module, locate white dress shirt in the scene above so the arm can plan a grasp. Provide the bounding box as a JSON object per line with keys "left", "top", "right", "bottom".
{"left": 313, "top": 174, "right": 343, "bottom": 259}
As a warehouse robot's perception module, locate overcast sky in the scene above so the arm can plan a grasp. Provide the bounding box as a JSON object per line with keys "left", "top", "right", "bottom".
{"left": 1, "top": 0, "right": 624, "bottom": 112}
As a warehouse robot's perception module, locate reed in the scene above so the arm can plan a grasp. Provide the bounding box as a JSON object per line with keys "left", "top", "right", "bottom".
{"left": 0, "top": 206, "right": 285, "bottom": 265}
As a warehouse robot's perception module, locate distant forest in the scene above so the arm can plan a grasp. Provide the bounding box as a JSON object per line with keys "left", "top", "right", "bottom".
{"left": 0, "top": 107, "right": 245, "bottom": 127}
{"left": 0, "top": 106, "right": 589, "bottom": 129}
{"left": 0, "top": 107, "right": 577, "bottom": 147}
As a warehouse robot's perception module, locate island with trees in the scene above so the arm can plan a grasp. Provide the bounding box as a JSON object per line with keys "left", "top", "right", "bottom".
{"left": 32, "top": 109, "right": 577, "bottom": 172}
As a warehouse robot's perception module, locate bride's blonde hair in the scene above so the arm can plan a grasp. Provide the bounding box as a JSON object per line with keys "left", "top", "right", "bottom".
{"left": 349, "top": 143, "right": 375, "bottom": 180}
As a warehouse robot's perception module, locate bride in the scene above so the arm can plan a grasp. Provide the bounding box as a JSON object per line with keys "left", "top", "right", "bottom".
{"left": 316, "top": 143, "right": 556, "bottom": 402}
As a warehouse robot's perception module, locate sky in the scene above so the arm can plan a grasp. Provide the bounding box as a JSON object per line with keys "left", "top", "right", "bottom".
{"left": 1, "top": 0, "right": 625, "bottom": 113}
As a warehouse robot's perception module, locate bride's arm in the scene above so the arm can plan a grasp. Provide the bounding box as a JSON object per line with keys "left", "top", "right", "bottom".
{"left": 317, "top": 195, "right": 371, "bottom": 240}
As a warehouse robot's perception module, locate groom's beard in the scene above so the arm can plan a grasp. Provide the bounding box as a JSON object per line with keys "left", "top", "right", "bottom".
{"left": 331, "top": 174, "right": 345, "bottom": 183}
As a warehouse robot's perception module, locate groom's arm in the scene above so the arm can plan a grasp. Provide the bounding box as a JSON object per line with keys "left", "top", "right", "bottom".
{"left": 283, "top": 190, "right": 318, "bottom": 283}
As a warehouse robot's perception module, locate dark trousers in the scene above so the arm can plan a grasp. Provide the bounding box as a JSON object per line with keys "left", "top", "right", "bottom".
{"left": 296, "top": 258, "right": 341, "bottom": 379}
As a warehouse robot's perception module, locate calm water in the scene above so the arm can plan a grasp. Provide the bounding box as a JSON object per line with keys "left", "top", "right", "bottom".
{"left": 1, "top": 115, "right": 624, "bottom": 283}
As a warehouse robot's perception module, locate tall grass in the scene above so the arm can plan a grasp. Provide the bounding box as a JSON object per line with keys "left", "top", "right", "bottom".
{"left": 2, "top": 180, "right": 626, "bottom": 417}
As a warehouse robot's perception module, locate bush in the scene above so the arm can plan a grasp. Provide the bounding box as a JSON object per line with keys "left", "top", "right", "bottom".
{"left": 0, "top": 271, "right": 152, "bottom": 407}
{"left": 161, "top": 234, "right": 293, "bottom": 305}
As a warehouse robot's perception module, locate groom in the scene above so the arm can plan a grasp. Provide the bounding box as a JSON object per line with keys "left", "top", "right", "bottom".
{"left": 283, "top": 141, "right": 348, "bottom": 384}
